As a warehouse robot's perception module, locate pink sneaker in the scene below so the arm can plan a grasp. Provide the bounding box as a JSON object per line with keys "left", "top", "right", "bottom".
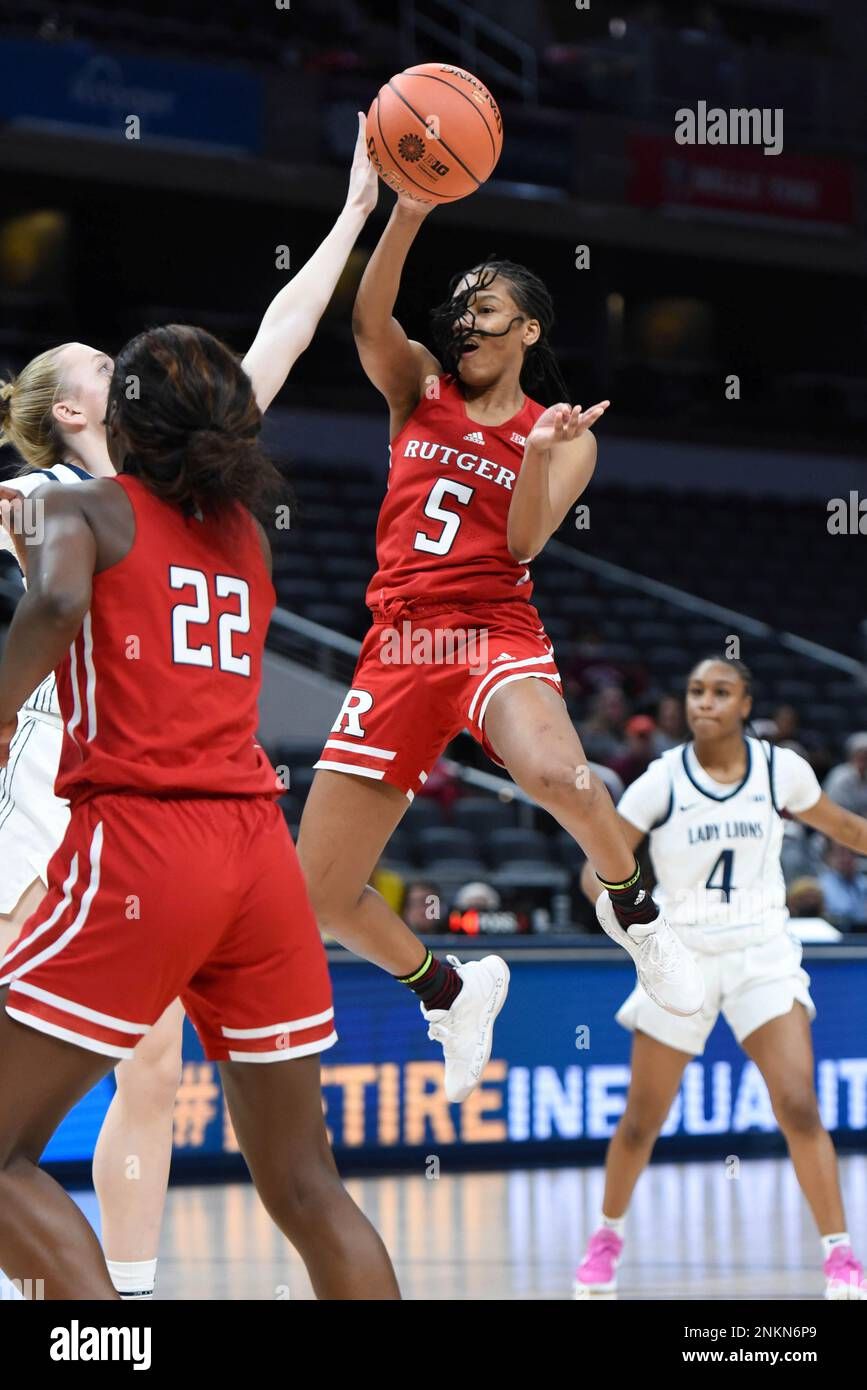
{"left": 573, "top": 1227, "right": 622, "bottom": 1298}
{"left": 824, "top": 1246, "right": 867, "bottom": 1300}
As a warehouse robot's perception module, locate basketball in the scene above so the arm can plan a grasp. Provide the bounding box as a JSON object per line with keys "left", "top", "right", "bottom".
{"left": 366, "top": 63, "right": 503, "bottom": 205}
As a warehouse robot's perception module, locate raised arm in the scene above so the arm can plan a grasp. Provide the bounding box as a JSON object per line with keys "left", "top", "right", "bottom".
{"left": 242, "top": 114, "right": 378, "bottom": 414}
{"left": 351, "top": 194, "right": 442, "bottom": 438}
{"left": 0, "top": 485, "right": 95, "bottom": 761}
{"left": 507, "top": 401, "right": 610, "bottom": 563}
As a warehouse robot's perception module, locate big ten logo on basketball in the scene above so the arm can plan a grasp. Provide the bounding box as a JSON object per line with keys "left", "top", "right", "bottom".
{"left": 0, "top": 492, "right": 44, "bottom": 546}
{"left": 674, "top": 101, "right": 783, "bottom": 156}
{"left": 827, "top": 492, "right": 867, "bottom": 535}
{"left": 378, "top": 622, "right": 489, "bottom": 676}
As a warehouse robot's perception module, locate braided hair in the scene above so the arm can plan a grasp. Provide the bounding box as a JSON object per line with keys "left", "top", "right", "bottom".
{"left": 429, "top": 257, "right": 571, "bottom": 404}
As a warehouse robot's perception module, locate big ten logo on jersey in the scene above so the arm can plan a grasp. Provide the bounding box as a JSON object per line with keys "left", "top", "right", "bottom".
{"left": 169, "top": 566, "right": 252, "bottom": 676}
{"left": 331, "top": 688, "right": 374, "bottom": 739}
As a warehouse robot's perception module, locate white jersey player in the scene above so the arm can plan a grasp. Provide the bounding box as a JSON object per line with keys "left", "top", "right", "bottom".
{"left": 575, "top": 655, "right": 867, "bottom": 1301}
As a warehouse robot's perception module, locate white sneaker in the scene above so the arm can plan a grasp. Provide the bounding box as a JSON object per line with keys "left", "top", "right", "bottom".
{"left": 596, "top": 892, "right": 704, "bottom": 1017}
{"left": 421, "top": 954, "right": 509, "bottom": 1102}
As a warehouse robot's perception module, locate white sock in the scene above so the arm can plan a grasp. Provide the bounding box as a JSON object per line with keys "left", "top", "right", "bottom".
{"left": 600, "top": 1212, "right": 626, "bottom": 1236}
{"left": 106, "top": 1258, "right": 157, "bottom": 1300}
{"left": 821, "top": 1232, "right": 850, "bottom": 1259}
{"left": 0, "top": 1272, "right": 24, "bottom": 1301}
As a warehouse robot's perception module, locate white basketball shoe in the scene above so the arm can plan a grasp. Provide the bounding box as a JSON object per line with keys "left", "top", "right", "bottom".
{"left": 421, "top": 954, "right": 510, "bottom": 1102}
{"left": 596, "top": 891, "right": 704, "bottom": 1017}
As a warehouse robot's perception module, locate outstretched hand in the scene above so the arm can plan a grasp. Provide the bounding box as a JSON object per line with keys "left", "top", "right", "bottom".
{"left": 346, "top": 112, "right": 379, "bottom": 218}
{"left": 526, "top": 401, "right": 611, "bottom": 453}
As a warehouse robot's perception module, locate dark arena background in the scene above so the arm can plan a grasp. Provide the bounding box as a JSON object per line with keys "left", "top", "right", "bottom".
{"left": 1, "top": 0, "right": 866, "bottom": 1326}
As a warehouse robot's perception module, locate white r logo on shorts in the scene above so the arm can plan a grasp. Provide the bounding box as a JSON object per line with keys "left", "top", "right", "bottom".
{"left": 331, "top": 688, "right": 374, "bottom": 739}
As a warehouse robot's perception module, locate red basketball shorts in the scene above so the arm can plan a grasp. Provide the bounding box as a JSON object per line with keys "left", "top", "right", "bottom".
{"left": 0, "top": 793, "right": 336, "bottom": 1063}
{"left": 314, "top": 598, "right": 564, "bottom": 800}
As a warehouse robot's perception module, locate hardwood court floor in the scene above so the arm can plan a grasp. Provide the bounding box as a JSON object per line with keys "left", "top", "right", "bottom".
{"left": 70, "top": 1154, "right": 866, "bottom": 1301}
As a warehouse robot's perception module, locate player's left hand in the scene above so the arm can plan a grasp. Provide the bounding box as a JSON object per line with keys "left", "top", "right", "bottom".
{"left": 526, "top": 401, "right": 610, "bottom": 453}
{"left": 346, "top": 112, "right": 379, "bottom": 218}
{"left": 0, "top": 715, "right": 18, "bottom": 768}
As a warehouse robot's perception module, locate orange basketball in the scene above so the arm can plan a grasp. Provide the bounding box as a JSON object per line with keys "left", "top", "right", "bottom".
{"left": 366, "top": 63, "right": 503, "bottom": 205}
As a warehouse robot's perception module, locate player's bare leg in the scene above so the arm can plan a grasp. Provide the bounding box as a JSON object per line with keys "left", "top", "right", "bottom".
{"left": 742, "top": 1005, "right": 843, "bottom": 1229}
{"left": 297, "top": 770, "right": 422, "bottom": 975}
{"left": 602, "top": 1031, "right": 692, "bottom": 1216}
{"left": 574, "top": 1029, "right": 690, "bottom": 1296}
{"left": 0, "top": 876, "right": 46, "bottom": 954}
{"left": 219, "top": 1053, "right": 400, "bottom": 1299}
{"left": 298, "top": 768, "right": 509, "bottom": 1101}
{"left": 0, "top": 988, "right": 119, "bottom": 1299}
{"left": 484, "top": 678, "right": 704, "bottom": 1016}
{"left": 742, "top": 1004, "right": 865, "bottom": 1298}
{"left": 91, "top": 997, "right": 184, "bottom": 1296}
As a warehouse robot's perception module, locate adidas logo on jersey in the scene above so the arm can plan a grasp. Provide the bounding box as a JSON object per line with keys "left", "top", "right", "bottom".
{"left": 492, "top": 652, "right": 516, "bottom": 663}
{"left": 463, "top": 430, "right": 485, "bottom": 444}
{"left": 510, "top": 432, "right": 526, "bottom": 446}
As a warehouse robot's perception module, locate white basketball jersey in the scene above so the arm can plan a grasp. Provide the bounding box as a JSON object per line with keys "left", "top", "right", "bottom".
{"left": 1, "top": 464, "right": 92, "bottom": 720}
{"left": 621, "top": 737, "right": 819, "bottom": 953}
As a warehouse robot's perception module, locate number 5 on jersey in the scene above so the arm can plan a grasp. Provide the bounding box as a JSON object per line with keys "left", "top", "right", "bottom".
{"left": 413, "top": 478, "right": 475, "bottom": 556}
{"left": 170, "top": 565, "right": 251, "bottom": 676}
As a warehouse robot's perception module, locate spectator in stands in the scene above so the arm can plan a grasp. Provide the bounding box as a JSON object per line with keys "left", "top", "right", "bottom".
{"left": 566, "top": 626, "right": 649, "bottom": 702}
{"left": 787, "top": 877, "right": 825, "bottom": 919}
{"left": 771, "top": 703, "right": 812, "bottom": 758}
{"left": 653, "top": 693, "right": 687, "bottom": 752}
{"left": 823, "top": 733, "right": 867, "bottom": 819}
{"left": 780, "top": 818, "right": 821, "bottom": 886}
{"left": 402, "top": 880, "right": 442, "bottom": 933}
{"left": 612, "top": 714, "right": 657, "bottom": 787}
{"left": 577, "top": 685, "right": 628, "bottom": 765}
{"left": 453, "top": 882, "right": 502, "bottom": 912}
{"left": 817, "top": 843, "right": 867, "bottom": 932}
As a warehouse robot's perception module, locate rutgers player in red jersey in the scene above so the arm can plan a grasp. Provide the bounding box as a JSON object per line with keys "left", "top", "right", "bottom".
{"left": 0, "top": 324, "right": 399, "bottom": 1299}
{"left": 297, "top": 193, "right": 704, "bottom": 1103}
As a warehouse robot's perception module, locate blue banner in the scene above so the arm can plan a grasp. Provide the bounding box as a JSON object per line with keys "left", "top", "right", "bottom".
{"left": 0, "top": 38, "right": 263, "bottom": 153}
{"left": 43, "top": 948, "right": 867, "bottom": 1170}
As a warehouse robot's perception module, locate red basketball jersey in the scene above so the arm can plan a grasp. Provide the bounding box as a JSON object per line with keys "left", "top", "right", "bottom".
{"left": 55, "top": 475, "right": 280, "bottom": 805}
{"left": 365, "top": 375, "right": 546, "bottom": 612}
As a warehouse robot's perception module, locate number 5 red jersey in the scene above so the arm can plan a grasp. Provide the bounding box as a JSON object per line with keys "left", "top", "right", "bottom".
{"left": 54, "top": 475, "right": 281, "bottom": 806}
{"left": 365, "top": 374, "right": 546, "bottom": 614}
